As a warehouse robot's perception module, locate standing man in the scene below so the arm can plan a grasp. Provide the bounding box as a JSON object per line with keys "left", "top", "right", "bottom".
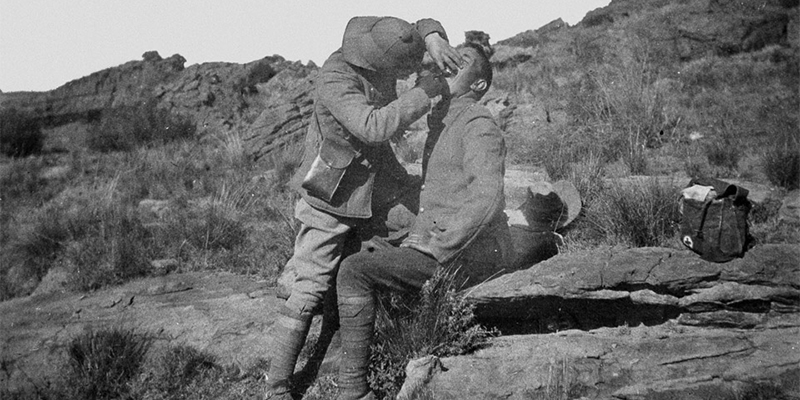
{"left": 334, "top": 42, "right": 512, "bottom": 400}
{"left": 265, "top": 16, "right": 463, "bottom": 400}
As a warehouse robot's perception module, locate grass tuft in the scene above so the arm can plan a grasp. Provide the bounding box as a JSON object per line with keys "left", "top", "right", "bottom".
{"left": 762, "top": 136, "right": 800, "bottom": 191}
{"left": 368, "top": 267, "right": 498, "bottom": 399}
{"left": 65, "top": 328, "right": 151, "bottom": 400}
{"left": 584, "top": 178, "right": 681, "bottom": 248}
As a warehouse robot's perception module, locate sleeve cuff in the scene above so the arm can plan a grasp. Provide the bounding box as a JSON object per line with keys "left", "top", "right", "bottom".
{"left": 415, "top": 18, "right": 448, "bottom": 42}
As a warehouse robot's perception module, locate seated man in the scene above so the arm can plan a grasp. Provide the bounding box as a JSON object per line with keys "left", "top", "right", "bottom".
{"left": 334, "top": 42, "right": 512, "bottom": 400}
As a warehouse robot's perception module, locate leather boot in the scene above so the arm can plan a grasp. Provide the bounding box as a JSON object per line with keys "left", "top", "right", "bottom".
{"left": 337, "top": 295, "right": 376, "bottom": 400}
{"left": 265, "top": 309, "right": 313, "bottom": 400}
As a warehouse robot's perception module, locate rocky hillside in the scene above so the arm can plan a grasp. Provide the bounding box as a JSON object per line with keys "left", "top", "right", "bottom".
{"left": 493, "top": 0, "right": 798, "bottom": 68}
{"left": 1, "top": 0, "right": 798, "bottom": 398}
{"left": 0, "top": 51, "right": 316, "bottom": 134}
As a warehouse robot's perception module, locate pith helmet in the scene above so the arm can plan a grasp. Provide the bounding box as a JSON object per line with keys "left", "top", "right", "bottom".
{"left": 342, "top": 16, "right": 424, "bottom": 72}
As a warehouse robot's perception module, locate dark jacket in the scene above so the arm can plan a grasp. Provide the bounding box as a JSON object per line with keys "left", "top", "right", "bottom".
{"left": 408, "top": 97, "right": 513, "bottom": 266}
{"left": 291, "top": 19, "right": 445, "bottom": 219}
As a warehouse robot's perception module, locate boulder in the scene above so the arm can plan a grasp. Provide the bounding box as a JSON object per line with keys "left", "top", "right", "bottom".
{"left": 402, "top": 243, "right": 800, "bottom": 399}
{"left": 407, "top": 318, "right": 800, "bottom": 399}
{"left": 241, "top": 73, "right": 315, "bottom": 162}
{"left": 467, "top": 245, "right": 799, "bottom": 331}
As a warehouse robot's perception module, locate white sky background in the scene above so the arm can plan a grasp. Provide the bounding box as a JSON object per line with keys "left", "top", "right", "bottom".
{"left": 0, "top": 0, "right": 609, "bottom": 92}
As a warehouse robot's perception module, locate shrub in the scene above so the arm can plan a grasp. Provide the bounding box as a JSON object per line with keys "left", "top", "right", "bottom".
{"left": 2, "top": 204, "right": 73, "bottom": 299}
{"left": 762, "top": 138, "right": 799, "bottom": 190}
{"left": 368, "top": 267, "right": 497, "bottom": 399}
{"left": 565, "top": 153, "right": 607, "bottom": 208}
{"left": 705, "top": 136, "right": 742, "bottom": 172}
{"left": 65, "top": 328, "right": 151, "bottom": 400}
{"left": 2, "top": 180, "right": 156, "bottom": 294}
{"left": 585, "top": 178, "right": 681, "bottom": 247}
{"left": 87, "top": 99, "right": 195, "bottom": 152}
{"left": 163, "top": 184, "right": 251, "bottom": 254}
{"left": 65, "top": 211, "right": 154, "bottom": 292}
{"left": 132, "top": 345, "right": 221, "bottom": 398}
{"left": 234, "top": 60, "right": 276, "bottom": 95}
{"left": 0, "top": 108, "right": 43, "bottom": 157}
{"left": 566, "top": 35, "right": 670, "bottom": 173}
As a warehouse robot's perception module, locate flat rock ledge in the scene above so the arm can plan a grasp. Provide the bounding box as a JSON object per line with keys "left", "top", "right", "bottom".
{"left": 403, "top": 244, "right": 800, "bottom": 399}
{"left": 468, "top": 244, "right": 799, "bottom": 331}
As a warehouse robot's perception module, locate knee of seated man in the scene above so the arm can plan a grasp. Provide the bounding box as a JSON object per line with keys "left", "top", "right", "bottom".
{"left": 337, "top": 251, "right": 380, "bottom": 294}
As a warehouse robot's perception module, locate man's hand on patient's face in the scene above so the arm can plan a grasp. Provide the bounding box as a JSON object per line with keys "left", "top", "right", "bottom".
{"left": 415, "top": 70, "right": 448, "bottom": 98}
{"left": 424, "top": 33, "right": 464, "bottom": 75}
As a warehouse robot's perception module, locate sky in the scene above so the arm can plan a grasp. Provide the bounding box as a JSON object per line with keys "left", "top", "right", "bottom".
{"left": 0, "top": 0, "right": 609, "bottom": 92}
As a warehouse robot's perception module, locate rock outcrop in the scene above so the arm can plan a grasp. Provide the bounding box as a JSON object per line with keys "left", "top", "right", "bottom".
{"left": 579, "top": 0, "right": 797, "bottom": 58}
{"left": 1, "top": 52, "right": 187, "bottom": 125}
{"left": 467, "top": 245, "right": 799, "bottom": 331}
{"left": 0, "top": 51, "right": 316, "bottom": 133}
{"left": 491, "top": 0, "right": 798, "bottom": 69}
{"left": 404, "top": 244, "right": 800, "bottom": 399}
{"left": 409, "top": 319, "right": 799, "bottom": 399}
{"left": 241, "top": 73, "right": 316, "bottom": 161}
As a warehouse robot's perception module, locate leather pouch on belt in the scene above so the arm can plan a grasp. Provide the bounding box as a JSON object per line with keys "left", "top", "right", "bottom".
{"left": 301, "top": 138, "right": 357, "bottom": 202}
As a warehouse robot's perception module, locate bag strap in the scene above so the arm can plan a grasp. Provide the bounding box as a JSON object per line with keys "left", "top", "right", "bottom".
{"left": 695, "top": 198, "right": 715, "bottom": 239}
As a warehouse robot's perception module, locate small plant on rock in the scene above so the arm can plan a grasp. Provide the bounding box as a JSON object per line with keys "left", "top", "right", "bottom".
{"left": 368, "top": 267, "right": 498, "bottom": 399}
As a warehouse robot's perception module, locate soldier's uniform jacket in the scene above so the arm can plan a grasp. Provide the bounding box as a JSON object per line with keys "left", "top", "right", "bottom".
{"left": 291, "top": 19, "right": 446, "bottom": 219}
{"left": 409, "top": 97, "right": 514, "bottom": 267}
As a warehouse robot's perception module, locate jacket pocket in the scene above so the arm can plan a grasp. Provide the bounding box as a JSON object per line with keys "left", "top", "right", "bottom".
{"left": 301, "top": 138, "right": 358, "bottom": 202}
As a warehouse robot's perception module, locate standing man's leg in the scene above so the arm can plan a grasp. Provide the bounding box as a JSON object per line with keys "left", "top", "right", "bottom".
{"left": 266, "top": 199, "right": 354, "bottom": 399}
{"left": 335, "top": 247, "right": 438, "bottom": 400}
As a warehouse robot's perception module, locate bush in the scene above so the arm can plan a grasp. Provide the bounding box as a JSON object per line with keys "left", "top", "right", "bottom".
{"left": 65, "top": 328, "right": 151, "bottom": 400}
{"left": 162, "top": 185, "right": 251, "bottom": 254}
{"left": 762, "top": 138, "right": 799, "bottom": 190}
{"left": 234, "top": 60, "right": 276, "bottom": 95}
{"left": 585, "top": 178, "right": 681, "bottom": 247}
{"left": 0, "top": 108, "right": 43, "bottom": 157}
{"left": 65, "top": 210, "right": 154, "bottom": 292}
{"left": 132, "top": 345, "right": 221, "bottom": 399}
{"left": 705, "top": 136, "right": 742, "bottom": 172}
{"left": 566, "top": 35, "right": 671, "bottom": 173}
{"left": 87, "top": 99, "right": 195, "bottom": 152}
{"left": 368, "top": 267, "right": 497, "bottom": 399}
{"left": 9, "top": 181, "right": 155, "bottom": 294}
{"left": 1, "top": 205, "right": 73, "bottom": 299}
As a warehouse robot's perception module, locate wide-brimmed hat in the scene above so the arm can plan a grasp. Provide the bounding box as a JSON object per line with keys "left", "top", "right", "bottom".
{"left": 509, "top": 180, "right": 581, "bottom": 232}
{"left": 342, "top": 16, "right": 424, "bottom": 72}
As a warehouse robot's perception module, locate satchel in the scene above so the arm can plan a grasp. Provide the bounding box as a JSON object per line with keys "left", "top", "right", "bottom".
{"left": 679, "top": 177, "right": 752, "bottom": 263}
{"left": 301, "top": 137, "right": 358, "bottom": 202}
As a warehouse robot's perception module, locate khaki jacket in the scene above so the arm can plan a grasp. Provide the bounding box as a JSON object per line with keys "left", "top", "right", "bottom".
{"left": 409, "top": 97, "right": 514, "bottom": 267}
{"left": 291, "top": 19, "right": 445, "bottom": 219}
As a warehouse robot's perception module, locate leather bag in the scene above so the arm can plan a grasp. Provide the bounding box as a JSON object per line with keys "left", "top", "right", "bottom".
{"left": 301, "top": 137, "right": 358, "bottom": 202}
{"left": 679, "top": 177, "right": 752, "bottom": 263}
